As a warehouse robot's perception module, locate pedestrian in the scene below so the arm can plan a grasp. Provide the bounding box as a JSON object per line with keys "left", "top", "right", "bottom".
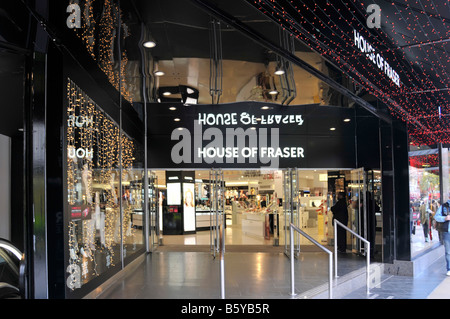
{"left": 331, "top": 192, "right": 349, "bottom": 253}
{"left": 434, "top": 200, "right": 450, "bottom": 276}
{"left": 420, "top": 201, "right": 430, "bottom": 242}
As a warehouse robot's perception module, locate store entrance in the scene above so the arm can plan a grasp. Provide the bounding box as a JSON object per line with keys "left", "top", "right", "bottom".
{"left": 150, "top": 168, "right": 352, "bottom": 252}
{"left": 146, "top": 167, "right": 382, "bottom": 257}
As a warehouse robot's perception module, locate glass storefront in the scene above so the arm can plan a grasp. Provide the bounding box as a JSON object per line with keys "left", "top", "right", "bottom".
{"left": 409, "top": 144, "right": 441, "bottom": 258}
{"left": 151, "top": 168, "right": 377, "bottom": 259}
{"left": 65, "top": 79, "right": 145, "bottom": 292}
{"left": 0, "top": 0, "right": 419, "bottom": 299}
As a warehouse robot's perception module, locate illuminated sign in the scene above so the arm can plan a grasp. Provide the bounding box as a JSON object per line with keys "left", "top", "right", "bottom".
{"left": 353, "top": 29, "right": 400, "bottom": 87}
{"left": 148, "top": 102, "right": 357, "bottom": 169}
{"left": 171, "top": 111, "right": 306, "bottom": 169}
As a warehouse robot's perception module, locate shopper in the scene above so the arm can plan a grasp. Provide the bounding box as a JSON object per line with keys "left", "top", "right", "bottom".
{"left": 331, "top": 192, "right": 349, "bottom": 253}
{"left": 420, "top": 201, "right": 430, "bottom": 242}
{"left": 433, "top": 200, "right": 450, "bottom": 276}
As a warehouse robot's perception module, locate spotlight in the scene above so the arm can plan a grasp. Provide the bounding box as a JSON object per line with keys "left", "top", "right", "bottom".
{"left": 274, "top": 68, "right": 285, "bottom": 75}
{"left": 143, "top": 41, "right": 156, "bottom": 48}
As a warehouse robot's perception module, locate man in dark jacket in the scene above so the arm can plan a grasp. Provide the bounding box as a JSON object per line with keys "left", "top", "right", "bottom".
{"left": 331, "top": 192, "right": 349, "bottom": 253}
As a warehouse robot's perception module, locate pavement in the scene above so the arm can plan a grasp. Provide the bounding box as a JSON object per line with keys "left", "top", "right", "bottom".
{"left": 342, "top": 254, "right": 450, "bottom": 299}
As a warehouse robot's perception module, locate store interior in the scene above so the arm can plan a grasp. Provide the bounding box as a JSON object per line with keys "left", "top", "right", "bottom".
{"left": 146, "top": 169, "right": 382, "bottom": 251}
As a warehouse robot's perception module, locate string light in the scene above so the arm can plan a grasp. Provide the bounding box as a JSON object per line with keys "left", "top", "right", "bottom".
{"left": 72, "top": 0, "right": 133, "bottom": 103}
{"left": 66, "top": 78, "right": 137, "bottom": 288}
{"left": 250, "top": 0, "right": 449, "bottom": 146}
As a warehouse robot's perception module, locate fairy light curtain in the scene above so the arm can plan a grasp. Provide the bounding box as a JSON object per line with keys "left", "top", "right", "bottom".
{"left": 248, "top": 0, "right": 449, "bottom": 146}
{"left": 66, "top": 78, "right": 136, "bottom": 290}
{"left": 70, "top": 0, "right": 133, "bottom": 103}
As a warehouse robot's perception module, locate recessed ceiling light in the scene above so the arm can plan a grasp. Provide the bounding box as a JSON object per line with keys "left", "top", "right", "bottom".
{"left": 169, "top": 107, "right": 177, "bottom": 111}
{"left": 261, "top": 106, "right": 270, "bottom": 110}
{"left": 330, "top": 127, "right": 336, "bottom": 131}
{"left": 154, "top": 70, "right": 165, "bottom": 76}
{"left": 174, "top": 118, "right": 181, "bottom": 122}
{"left": 269, "top": 90, "right": 278, "bottom": 95}
{"left": 162, "top": 91, "right": 171, "bottom": 96}
{"left": 274, "top": 69, "right": 285, "bottom": 75}
{"left": 143, "top": 41, "right": 156, "bottom": 48}
{"left": 343, "top": 118, "right": 351, "bottom": 122}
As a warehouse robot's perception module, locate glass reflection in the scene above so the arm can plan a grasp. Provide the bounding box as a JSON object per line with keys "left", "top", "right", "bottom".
{"left": 66, "top": 79, "right": 138, "bottom": 290}
{"left": 409, "top": 144, "right": 441, "bottom": 258}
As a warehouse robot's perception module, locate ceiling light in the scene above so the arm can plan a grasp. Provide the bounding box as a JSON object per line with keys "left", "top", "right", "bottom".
{"left": 250, "top": 127, "right": 256, "bottom": 130}
{"left": 154, "top": 70, "right": 165, "bottom": 76}
{"left": 169, "top": 107, "right": 177, "bottom": 111}
{"left": 274, "top": 68, "right": 285, "bottom": 75}
{"left": 343, "top": 118, "right": 351, "bottom": 122}
{"left": 177, "top": 127, "right": 183, "bottom": 130}
{"left": 162, "top": 91, "right": 171, "bottom": 96}
{"left": 261, "top": 106, "right": 270, "bottom": 110}
{"left": 269, "top": 90, "right": 278, "bottom": 95}
{"left": 143, "top": 41, "right": 156, "bottom": 48}
{"left": 174, "top": 118, "right": 181, "bottom": 122}
{"left": 330, "top": 127, "right": 336, "bottom": 131}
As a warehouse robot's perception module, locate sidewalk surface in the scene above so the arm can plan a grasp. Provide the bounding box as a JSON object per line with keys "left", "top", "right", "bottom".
{"left": 343, "top": 255, "right": 450, "bottom": 299}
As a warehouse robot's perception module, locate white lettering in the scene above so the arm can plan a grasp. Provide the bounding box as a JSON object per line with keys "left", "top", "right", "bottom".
{"left": 353, "top": 29, "right": 400, "bottom": 87}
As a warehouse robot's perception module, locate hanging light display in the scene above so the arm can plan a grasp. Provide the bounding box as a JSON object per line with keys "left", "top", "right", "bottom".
{"left": 249, "top": 0, "right": 449, "bottom": 146}
{"left": 72, "top": 0, "right": 133, "bottom": 103}
{"left": 66, "top": 78, "right": 136, "bottom": 289}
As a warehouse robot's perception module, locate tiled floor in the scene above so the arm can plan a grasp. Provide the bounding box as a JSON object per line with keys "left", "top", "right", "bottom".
{"left": 94, "top": 250, "right": 367, "bottom": 299}
{"left": 90, "top": 219, "right": 450, "bottom": 300}
{"left": 343, "top": 255, "right": 449, "bottom": 299}
{"left": 91, "top": 248, "right": 450, "bottom": 299}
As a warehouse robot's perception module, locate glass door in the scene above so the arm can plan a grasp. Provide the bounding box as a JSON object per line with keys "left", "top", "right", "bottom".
{"left": 348, "top": 168, "right": 367, "bottom": 255}
{"left": 284, "top": 168, "right": 300, "bottom": 257}
{"left": 209, "top": 168, "right": 225, "bottom": 258}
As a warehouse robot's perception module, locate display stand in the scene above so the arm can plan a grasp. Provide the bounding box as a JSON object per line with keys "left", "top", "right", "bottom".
{"left": 163, "top": 171, "right": 196, "bottom": 235}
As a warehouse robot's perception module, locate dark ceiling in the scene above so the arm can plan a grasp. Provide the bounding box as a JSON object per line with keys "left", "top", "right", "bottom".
{"left": 0, "top": 0, "right": 447, "bottom": 145}
{"left": 129, "top": 0, "right": 311, "bottom": 63}
{"left": 244, "top": 0, "right": 450, "bottom": 145}
{"left": 129, "top": 0, "right": 450, "bottom": 144}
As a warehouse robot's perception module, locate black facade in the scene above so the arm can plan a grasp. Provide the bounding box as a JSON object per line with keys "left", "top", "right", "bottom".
{"left": 0, "top": 0, "right": 432, "bottom": 299}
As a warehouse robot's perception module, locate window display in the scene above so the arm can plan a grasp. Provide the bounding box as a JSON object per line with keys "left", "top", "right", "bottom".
{"left": 409, "top": 146, "right": 441, "bottom": 258}
{"left": 65, "top": 79, "right": 143, "bottom": 293}
{"left": 183, "top": 183, "right": 196, "bottom": 232}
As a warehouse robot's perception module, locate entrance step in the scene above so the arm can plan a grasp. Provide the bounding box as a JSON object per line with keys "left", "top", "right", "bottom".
{"left": 295, "top": 262, "right": 384, "bottom": 299}
{"left": 154, "top": 244, "right": 326, "bottom": 253}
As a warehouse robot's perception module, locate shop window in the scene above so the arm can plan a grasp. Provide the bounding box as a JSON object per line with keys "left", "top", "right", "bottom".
{"left": 65, "top": 79, "right": 143, "bottom": 293}
{"left": 409, "top": 145, "right": 441, "bottom": 258}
